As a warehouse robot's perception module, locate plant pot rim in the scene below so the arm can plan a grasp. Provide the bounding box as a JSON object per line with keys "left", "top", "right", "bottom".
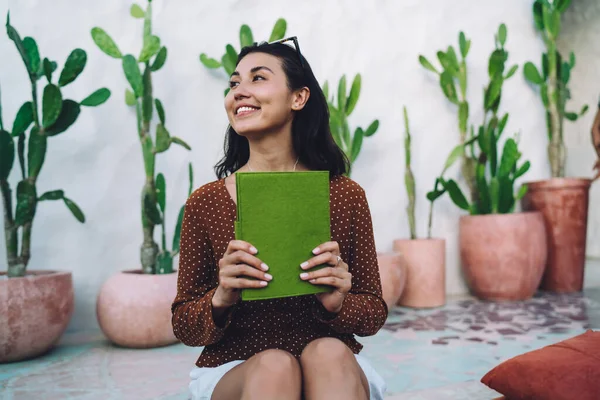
{"left": 393, "top": 237, "right": 445, "bottom": 243}
{"left": 0, "top": 270, "right": 72, "bottom": 279}
{"left": 459, "top": 211, "right": 541, "bottom": 221}
{"left": 524, "top": 177, "right": 593, "bottom": 190}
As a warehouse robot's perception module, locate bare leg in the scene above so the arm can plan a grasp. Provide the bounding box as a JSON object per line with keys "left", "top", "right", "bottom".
{"left": 211, "top": 349, "right": 302, "bottom": 400}
{"left": 300, "top": 338, "right": 369, "bottom": 400}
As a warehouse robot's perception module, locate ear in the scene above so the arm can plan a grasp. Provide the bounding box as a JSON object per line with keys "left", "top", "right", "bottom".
{"left": 291, "top": 87, "right": 310, "bottom": 111}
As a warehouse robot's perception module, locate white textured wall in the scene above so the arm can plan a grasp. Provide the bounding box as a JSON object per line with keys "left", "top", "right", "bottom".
{"left": 0, "top": 0, "right": 597, "bottom": 332}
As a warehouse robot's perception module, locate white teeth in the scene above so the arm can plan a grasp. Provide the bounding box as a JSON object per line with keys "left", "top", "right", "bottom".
{"left": 236, "top": 106, "right": 259, "bottom": 115}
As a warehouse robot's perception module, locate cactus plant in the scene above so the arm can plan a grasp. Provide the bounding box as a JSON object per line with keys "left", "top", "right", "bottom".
{"left": 1, "top": 12, "right": 110, "bottom": 278}
{"left": 323, "top": 74, "right": 379, "bottom": 177}
{"left": 199, "top": 18, "right": 287, "bottom": 96}
{"left": 437, "top": 24, "right": 530, "bottom": 215}
{"left": 91, "top": 0, "right": 191, "bottom": 274}
{"left": 523, "top": 0, "right": 588, "bottom": 178}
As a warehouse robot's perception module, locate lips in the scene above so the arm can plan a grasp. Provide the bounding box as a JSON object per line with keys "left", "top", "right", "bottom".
{"left": 235, "top": 105, "right": 261, "bottom": 116}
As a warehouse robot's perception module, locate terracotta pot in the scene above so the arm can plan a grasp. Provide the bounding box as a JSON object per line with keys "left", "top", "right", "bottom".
{"left": 376, "top": 251, "right": 407, "bottom": 309}
{"left": 0, "top": 270, "right": 74, "bottom": 363}
{"left": 96, "top": 269, "right": 179, "bottom": 348}
{"left": 392, "top": 238, "right": 446, "bottom": 308}
{"left": 459, "top": 212, "right": 547, "bottom": 301}
{"left": 521, "top": 178, "right": 592, "bottom": 293}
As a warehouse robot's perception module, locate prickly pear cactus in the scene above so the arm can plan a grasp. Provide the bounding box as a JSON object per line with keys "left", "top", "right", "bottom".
{"left": 91, "top": 1, "right": 192, "bottom": 274}
{"left": 1, "top": 12, "right": 110, "bottom": 278}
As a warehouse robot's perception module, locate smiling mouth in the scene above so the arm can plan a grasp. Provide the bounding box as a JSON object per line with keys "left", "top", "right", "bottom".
{"left": 236, "top": 106, "right": 261, "bottom": 117}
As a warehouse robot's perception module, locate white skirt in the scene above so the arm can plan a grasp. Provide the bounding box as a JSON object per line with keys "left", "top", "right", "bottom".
{"left": 189, "top": 354, "right": 387, "bottom": 400}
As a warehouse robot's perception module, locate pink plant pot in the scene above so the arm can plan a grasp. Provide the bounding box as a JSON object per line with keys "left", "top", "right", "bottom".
{"left": 459, "top": 212, "right": 547, "bottom": 301}
{"left": 96, "top": 269, "right": 179, "bottom": 348}
{"left": 393, "top": 238, "right": 446, "bottom": 308}
{"left": 0, "top": 270, "right": 74, "bottom": 363}
{"left": 376, "top": 251, "right": 407, "bottom": 310}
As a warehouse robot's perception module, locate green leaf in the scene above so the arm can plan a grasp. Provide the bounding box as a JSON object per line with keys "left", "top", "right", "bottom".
{"left": 459, "top": 32, "right": 469, "bottom": 58}
{"left": 560, "top": 61, "right": 570, "bottom": 84}
{"left": 225, "top": 44, "right": 238, "bottom": 73}
{"left": 63, "top": 197, "right": 85, "bottom": 223}
{"left": 122, "top": 55, "right": 143, "bottom": 97}
{"left": 171, "top": 136, "right": 191, "bottom": 150}
{"left": 27, "top": 127, "right": 46, "bottom": 178}
{"left": 337, "top": 75, "right": 347, "bottom": 113}
{"left": 505, "top": 64, "right": 518, "bottom": 79}
{"left": 125, "top": 89, "right": 136, "bottom": 106}
{"left": 524, "top": 62, "right": 544, "bottom": 84}
{"left": 515, "top": 161, "right": 531, "bottom": 179}
{"left": 418, "top": 55, "right": 438, "bottom": 74}
{"left": 442, "top": 144, "right": 464, "bottom": 174}
{"left": 42, "top": 84, "right": 63, "bottom": 128}
{"left": 543, "top": 4, "right": 560, "bottom": 37}
{"left": 351, "top": 127, "right": 364, "bottom": 163}
{"left": 442, "top": 179, "right": 470, "bottom": 211}
{"left": 498, "top": 138, "right": 519, "bottom": 178}
{"left": 46, "top": 100, "right": 81, "bottom": 136}
{"left": 130, "top": 4, "right": 145, "bottom": 18}
{"left": 157, "top": 252, "right": 173, "bottom": 274}
{"left": 142, "top": 135, "right": 154, "bottom": 177}
{"left": 240, "top": 24, "right": 253, "bottom": 48}
{"left": 143, "top": 190, "right": 162, "bottom": 225}
{"left": 490, "top": 177, "right": 500, "bottom": 213}
{"left": 346, "top": 74, "right": 361, "bottom": 115}
{"left": 91, "top": 27, "right": 122, "bottom": 58}
{"left": 565, "top": 112, "right": 578, "bottom": 121}
{"left": 155, "top": 123, "right": 171, "bottom": 152}
{"left": 364, "top": 120, "right": 379, "bottom": 137}
{"left": 58, "top": 49, "right": 87, "bottom": 87}
{"left": 42, "top": 58, "right": 54, "bottom": 82}
{"left": 541, "top": 83, "right": 550, "bottom": 108}
{"left": 80, "top": 88, "right": 111, "bottom": 106}
{"left": 498, "top": 24, "right": 507, "bottom": 46}
{"left": 459, "top": 102, "right": 468, "bottom": 133}
{"left": 155, "top": 98, "right": 165, "bottom": 125}
{"left": 556, "top": 0, "right": 572, "bottom": 13}
{"left": 150, "top": 46, "right": 167, "bottom": 71}
{"left": 269, "top": 18, "right": 287, "bottom": 41}
{"left": 542, "top": 53, "right": 549, "bottom": 79}
{"left": 17, "top": 133, "right": 25, "bottom": 178}
{"left": 22, "top": 37, "right": 40, "bottom": 77}
{"left": 440, "top": 71, "right": 458, "bottom": 104}
{"left": 580, "top": 104, "right": 589, "bottom": 115}
{"left": 138, "top": 35, "right": 161, "bottom": 63}
{"left": 446, "top": 46, "right": 459, "bottom": 71}
{"left": 142, "top": 67, "right": 153, "bottom": 122}
{"left": 187, "top": 162, "right": 194, "bottom": 196}
{"left": 484, "top": 77, "right": 502, "bottom": 110}
{"left": 533, "top": 0, "right": 544, "bottom": 31}
{"left": 15, "top": 180, "right": 37, "bottom": 226}
{"left": 39, "top": 189, "right": 64, "bottom": 201}
{"left": 11, "top": 101, "right": 34, "bottom": 136}
{"left": 475, "top": 163, "right": 491, "bottom": 214}
{"left": 0, "top": 129, "right": 14, "bottom": 180}
{"left": 322, "top": 81, "right": 329, "bottom": 100}
{"left": 156, "top": 172, "right": 166, "bottom": 212}
{"left": 426, "top": 188, "right": 446, "bottom": 202}
{"left": 497, "top": 177, "right": 514, "bottom": 214}
{"left": 515, "top": 184, "right": 528, "bottom": 201}
{"left": 6, "top": 13, "right": 31, "bottom": 73}
{"left": 199, "top": 53, "right": 221, "bottom": 69}
{"left": 497, "top": 113, "right": 509, "bottom": 137}
{"left": 569, "top": 51, "right": 576, "bottom": 68}
{"left": 172, "top": 205, "right": 185, "bottom": 253}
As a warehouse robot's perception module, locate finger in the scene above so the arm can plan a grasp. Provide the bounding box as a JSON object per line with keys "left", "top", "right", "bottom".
{"left": 306, "top": 276, "right": 348, "bottom": 290}
{"left": 225, "top": 240, "right": 259, "bottom": 256}
{"left": 229, "top": 250, "right": 269, "bottom": 271}
{"left": 221, "top": 276, "right": 269, "bottom": 289}
{"left": 311, "top": 241, "right": 340, "bottom": 256}
{"left": 224, "top": 264, "right": 273, "bottom": 282}
{"left": 300, "top": 252, "right": 336, "bottom": 271}
{"left": 300, "top": 266, "right": 347, "bottom": 281}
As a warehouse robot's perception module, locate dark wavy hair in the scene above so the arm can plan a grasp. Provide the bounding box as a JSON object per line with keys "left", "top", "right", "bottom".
{"left": 213, "top": 41, "right": 350, "bottom": 179}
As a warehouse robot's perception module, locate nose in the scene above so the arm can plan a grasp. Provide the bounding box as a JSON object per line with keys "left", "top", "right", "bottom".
{"left": 233, "top": 81, "right": 251, "bottom": 101}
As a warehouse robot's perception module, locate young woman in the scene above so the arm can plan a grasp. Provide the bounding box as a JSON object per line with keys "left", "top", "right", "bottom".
{"left": 171, "top": 37, "right": 388, "bottom": 400}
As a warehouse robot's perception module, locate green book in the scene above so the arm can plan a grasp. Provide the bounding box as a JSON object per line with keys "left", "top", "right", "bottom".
{"left": 234, "top": 171, "right": 333, "bottom": 301}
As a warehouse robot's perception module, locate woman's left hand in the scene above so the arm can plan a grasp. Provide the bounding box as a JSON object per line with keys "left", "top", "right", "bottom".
{"left": 299, "top": 241, "right": 351, "bottom": 314}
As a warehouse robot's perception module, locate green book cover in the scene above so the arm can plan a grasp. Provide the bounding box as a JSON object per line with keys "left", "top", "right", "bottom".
{"left": 235, "top": 171, "right": 333, "bottom": 301}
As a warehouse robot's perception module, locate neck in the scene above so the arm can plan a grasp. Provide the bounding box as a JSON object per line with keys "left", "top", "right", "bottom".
{"left": 242, "top": 123, "right": 304, "bottom": 172}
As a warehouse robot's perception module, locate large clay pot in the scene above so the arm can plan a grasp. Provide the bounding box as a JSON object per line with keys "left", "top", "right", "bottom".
{"left": 376, "top": 251, "right": 407, "bottom": 309}
{"left": 521, "top": 178, "right": 592, "bottom": 293}
{"left": 392, "top": 238, "right": 446, "bottom": 308}
{"left": 459, "top": 212, "right": 547, "bottom": 301}
{"left": 96, "top": 269, "right": 179, "bottom": 348}
{"left": 0, "top": 270, "right": 74, "bottom": 363}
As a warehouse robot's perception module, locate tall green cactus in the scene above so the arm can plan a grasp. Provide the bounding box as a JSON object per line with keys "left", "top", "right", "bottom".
{"left": 199, "top": 18, "right": 287, "bottom": 96}
{"left": 323, "top": 74, "right": 379, "bottom": 177}
{"left": 523, "top": 0, "right": 588, "bottom": 178}
{"left": 91, "top": 1, "right": 191, "bottom": 274}
{"left": 437, "top": 24, "right": 530, "bottom": 215}
{"left": 1, "top": 12, "right": 110, "bottom": 278}
{"left": 403, "top": 106, "right": 416, "bottom": 240}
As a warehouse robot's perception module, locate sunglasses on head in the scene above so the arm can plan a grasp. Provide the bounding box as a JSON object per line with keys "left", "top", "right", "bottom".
{"left": 260, "top": 36, "right": 305, "bottom": 69}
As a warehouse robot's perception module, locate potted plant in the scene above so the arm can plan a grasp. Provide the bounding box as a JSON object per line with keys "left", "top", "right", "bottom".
{"left": 521, "top": 0, "right": 596, "bottom": 293}
{"left": 1, "top": 13, "right": 110, "bottom": 362}
{"left": 91, "top": 1, "right": 194, "bottom": 348}
{"left": 439, "top": 24, "right": 547, "bottom": 301}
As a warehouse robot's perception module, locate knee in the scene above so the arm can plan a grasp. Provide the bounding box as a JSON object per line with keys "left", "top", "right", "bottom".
{"left": 246, "top": 349, "right": 301, "bottom": 384}
{"left": 300, "top": 337, "right": 353, "bottom": 367}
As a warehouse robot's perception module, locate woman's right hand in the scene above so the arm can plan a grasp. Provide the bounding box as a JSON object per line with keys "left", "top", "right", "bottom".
{"left": 212, "top": 240, "right": 272, "bottom": 309}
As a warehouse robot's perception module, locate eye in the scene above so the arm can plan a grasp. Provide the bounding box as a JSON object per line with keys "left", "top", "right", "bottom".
{"left": 253, "top": 75, "right": 266, "bottom": 82}
{"left": 229, "top": 80, "right": 239, "bottom": 88}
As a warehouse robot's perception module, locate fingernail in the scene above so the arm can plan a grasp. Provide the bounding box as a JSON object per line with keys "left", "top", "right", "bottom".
{"left": 261, "top": 263, "right": 269, "bottom": 271}
{"left": 250, "top": 246, "right": 258, "bottom": 254}
{"left": 300, "top": 273, "right": 309, "bottom": 279}
{"left": 300, "top": 261, "right": 309, "bottom": 269}
{"left": 312, "top": 247, "right": 320, "bottom": 254}
{"left": 265, "top": 273, "right": 273, "bottom": 281}
{"left": 260, "top": 281, "right": 268, "bottom": 286}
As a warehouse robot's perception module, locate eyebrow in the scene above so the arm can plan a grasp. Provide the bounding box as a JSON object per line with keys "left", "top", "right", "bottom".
{"left": 230, "top": 66, "right": 274, "bottom": 77}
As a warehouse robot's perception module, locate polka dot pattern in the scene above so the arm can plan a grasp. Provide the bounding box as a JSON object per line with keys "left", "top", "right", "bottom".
{"left": 171, "top": 174, "right": 388, "bottom": 368}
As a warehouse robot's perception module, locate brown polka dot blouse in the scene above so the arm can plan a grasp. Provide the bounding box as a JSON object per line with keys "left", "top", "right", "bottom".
{"left": 171, "top": 173, "right": 388, "bottom": 368}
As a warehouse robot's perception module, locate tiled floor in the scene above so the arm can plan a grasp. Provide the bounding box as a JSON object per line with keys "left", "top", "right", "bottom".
{"left": 2, "top": 262, "right": 600, "bottom": 400}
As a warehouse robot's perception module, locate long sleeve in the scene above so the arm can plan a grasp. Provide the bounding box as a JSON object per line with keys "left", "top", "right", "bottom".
{"left": 314, "top": 185, "right": 388, "bottom": 336}
{"left": 171, "top": 194, "right": 234, "bottom": 347}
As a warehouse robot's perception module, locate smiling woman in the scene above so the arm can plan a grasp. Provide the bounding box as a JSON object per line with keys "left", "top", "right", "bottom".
{"left": 171, "top": 37, "right": 388, "bottom": 400}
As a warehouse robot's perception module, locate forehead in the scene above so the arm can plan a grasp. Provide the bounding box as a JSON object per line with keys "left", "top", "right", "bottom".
{"left": 235, "top": 52, "right": 283, "bottom": 74}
